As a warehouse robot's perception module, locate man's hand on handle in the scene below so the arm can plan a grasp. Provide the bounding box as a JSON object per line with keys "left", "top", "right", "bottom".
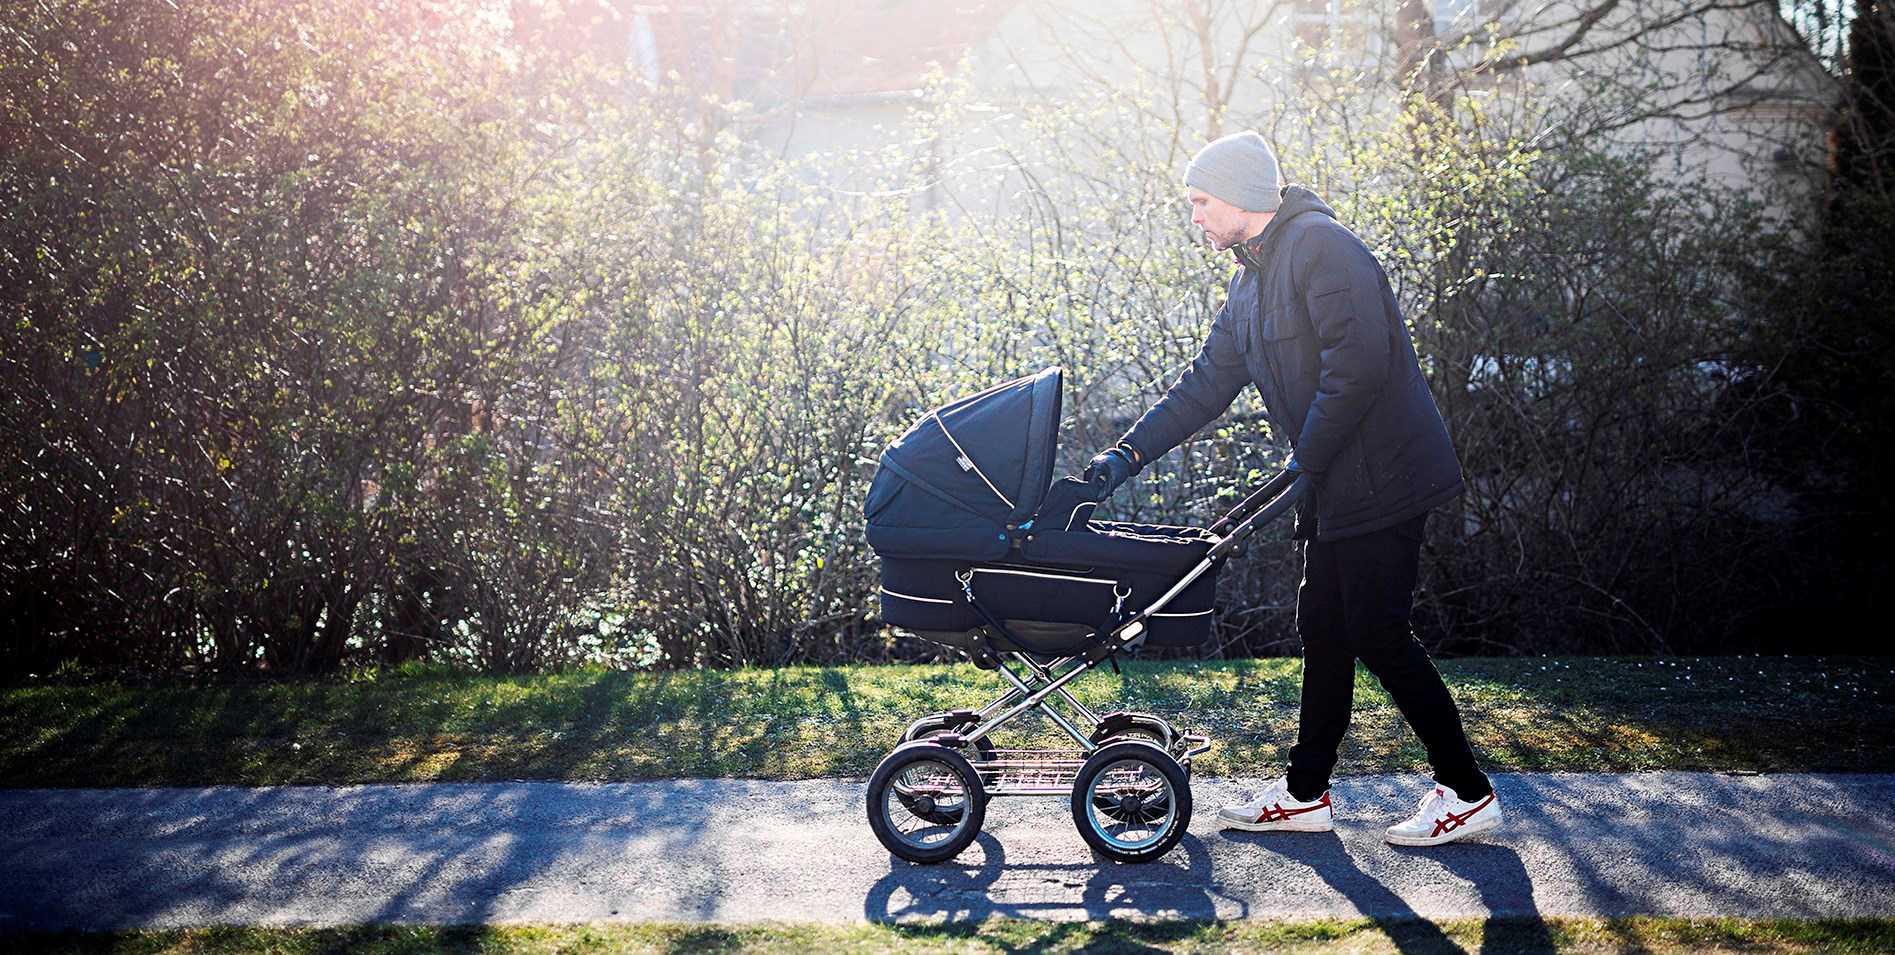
{"left": 1084, "top": 442, "right": 1143, "bottom": 499}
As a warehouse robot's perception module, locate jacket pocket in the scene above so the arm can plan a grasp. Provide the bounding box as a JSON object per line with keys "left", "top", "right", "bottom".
{"left": 1255, "top": 301, "right": 1301, "bottom": 343}
{"left": 1333, "top": 432, "right": 1379, "bottom": 507}
{"left": 1358, "top": 430, "right": 1384, "bottom": 496}
{"left": 1350, "top": 400, "right": 1392, "bottom": 497}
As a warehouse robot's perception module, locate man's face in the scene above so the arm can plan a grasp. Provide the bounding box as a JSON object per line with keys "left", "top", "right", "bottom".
{"left": 1187, "top": 187, "right": 1265, "bottom": 251}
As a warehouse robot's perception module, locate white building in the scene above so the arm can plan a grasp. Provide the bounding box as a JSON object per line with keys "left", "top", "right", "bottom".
{"left": 585, "top": 1, "right": 1834, "bottom": 224}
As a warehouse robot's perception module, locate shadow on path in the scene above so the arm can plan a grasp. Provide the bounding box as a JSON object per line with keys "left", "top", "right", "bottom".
{"left": 1231, "top": 831, "right": 1551, "bottom": 955}
{"left": 865, "top": 831, "right": 1239, "bottom": 927}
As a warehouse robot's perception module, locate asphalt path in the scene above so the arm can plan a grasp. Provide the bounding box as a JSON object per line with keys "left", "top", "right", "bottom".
{"left": 2, "top": 772, "right": 1892, "bottom": 933}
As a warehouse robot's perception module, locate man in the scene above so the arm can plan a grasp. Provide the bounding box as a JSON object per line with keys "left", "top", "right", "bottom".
{"left": 1083, "top": 130, "right": 1500, "bottom": 847}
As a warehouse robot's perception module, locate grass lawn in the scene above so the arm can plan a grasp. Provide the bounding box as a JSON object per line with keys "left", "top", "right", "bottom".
{"left": 1, "top": 656, "right": 1889, "bottom": 788}
{"left": 11, "top": 917, "right": 1895, "bottom": 954}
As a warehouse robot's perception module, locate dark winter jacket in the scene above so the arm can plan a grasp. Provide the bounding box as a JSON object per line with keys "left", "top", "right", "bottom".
{"left": 1120, "top": 186, "right": 1464, "bottom": 541}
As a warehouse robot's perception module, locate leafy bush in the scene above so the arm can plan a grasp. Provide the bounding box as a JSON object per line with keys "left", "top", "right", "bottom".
{"left": 0, "top": 0, "right": 1862, "bottom": 676}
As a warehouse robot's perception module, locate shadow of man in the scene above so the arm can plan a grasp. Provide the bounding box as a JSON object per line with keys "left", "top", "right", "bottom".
{"left": 1239, "top": 830, "right": 1553, "bottom": 955}
{"left": 1258, "top": 832, "right": 1464, "bottom": 954}
{"left": 1392, "top": 842, "right": 1555, "bottom": 955}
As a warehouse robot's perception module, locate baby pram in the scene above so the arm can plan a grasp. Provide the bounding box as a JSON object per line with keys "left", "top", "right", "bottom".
{"left": 862, "top": 366, "right": 1306, "bottom": 863}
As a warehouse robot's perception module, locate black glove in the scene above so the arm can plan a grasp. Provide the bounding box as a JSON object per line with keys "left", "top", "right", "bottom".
{"left": 1083, "top": 443, "right": 1141, "bottom": 499}
{"left": 1284, "top": 453, "right": 1319, "bottom": 539}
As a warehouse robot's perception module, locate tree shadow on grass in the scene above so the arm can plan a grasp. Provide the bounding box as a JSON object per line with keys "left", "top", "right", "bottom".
{"left": 0, "top": 686, "right": 169, "bottom": 787}
{"left": 310, "top": 923, "right": 496, "bottom": 955}
{"left": 2, "top": 672, "right": 550, "bottom": 788}
{"left": 654, "top": 925, "right": 746, "bottom": 955}
{"left": 529, "top": 669, "right": 676, "bottom": 778}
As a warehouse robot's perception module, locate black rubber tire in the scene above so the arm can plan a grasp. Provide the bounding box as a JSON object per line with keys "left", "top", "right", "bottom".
{"left": 867, "top": 741, "right": 987, "bottom": 864}
{"left": 1102, "top": 727, "right": 1168, "bottom": 749}
{"left": 1070, "top": 740, "right": 1192, "bottom": 864}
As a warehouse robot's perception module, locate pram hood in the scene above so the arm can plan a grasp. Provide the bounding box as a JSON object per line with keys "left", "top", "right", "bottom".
{"left": 864, "top": 367, "right": 1063, "bottom": 561}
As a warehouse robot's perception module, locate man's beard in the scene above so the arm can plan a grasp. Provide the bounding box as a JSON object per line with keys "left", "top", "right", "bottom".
{"left": 1205, "top": 227, "right": 1243, "bottom": 251}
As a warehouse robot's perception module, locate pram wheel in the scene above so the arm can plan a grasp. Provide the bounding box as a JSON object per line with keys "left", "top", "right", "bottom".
{"left": 1070, "top": 740, "right": 1191, "bottom": 863}
{"left": 867, "top": 741, "right": 987, "bottom": 864}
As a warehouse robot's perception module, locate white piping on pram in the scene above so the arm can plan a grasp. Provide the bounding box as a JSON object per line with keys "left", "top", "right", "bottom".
{"left": 971, "top": 566, "right": 1109, "bottom": 585}
{"left": 1064, "top": 502, "right": 1096, "bottom": 530}
{"left": 885, "top": 582, "right": 1210, "bottom": 616}
{"left": 967, "top": 567, "right": 1208, "bottom": 617}
{"left": 880, "top": 586, "right": 955, "bottom": 605}
{"left": 886, "top": 572, "right": 1212, "bottom": 613}
{"left": 930, "top": 412, "right": 1015, "bottom": 511}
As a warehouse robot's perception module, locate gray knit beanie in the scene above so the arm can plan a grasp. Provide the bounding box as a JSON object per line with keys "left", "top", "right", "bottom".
{"left": 1183, "top": 131, "right": 1283, "bottom": 212}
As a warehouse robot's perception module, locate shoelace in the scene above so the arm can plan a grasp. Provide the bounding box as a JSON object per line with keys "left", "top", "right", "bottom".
{"left": 1244, "top": 780, "right": 1293, "bottom": 812}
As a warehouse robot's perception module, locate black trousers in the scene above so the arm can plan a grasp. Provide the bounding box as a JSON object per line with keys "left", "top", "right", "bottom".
{"left": 1284, "top": 512, "right": 1492, "bottom": 803}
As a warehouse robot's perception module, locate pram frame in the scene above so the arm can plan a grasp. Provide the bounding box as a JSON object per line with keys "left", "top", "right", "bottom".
{"left": 944, "top": 650, "right": 1210, "bottom": 797}
{"left": 913, "top": 468, "right": 1308, "bottom": 795}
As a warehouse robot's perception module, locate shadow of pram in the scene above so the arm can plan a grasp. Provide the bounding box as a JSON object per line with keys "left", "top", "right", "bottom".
{"left": 863, "top": 831, "right": 1242, "bottom": 925}
{"left": 866, "top": 824, "right": 1552, "bottom": 955}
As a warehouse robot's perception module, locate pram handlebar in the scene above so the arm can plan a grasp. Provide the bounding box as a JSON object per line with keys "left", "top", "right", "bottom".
{"left": 1206, "top": 471, "right": 1308, "bottom": 559}
{"left": 1206, "top": 466, "right": 1305, "bottom": 537}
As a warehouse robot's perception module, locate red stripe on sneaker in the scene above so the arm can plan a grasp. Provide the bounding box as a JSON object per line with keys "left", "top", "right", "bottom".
{"left": 1430, "top": 793, "right": 1494, "bottom": 837}
{"left": 1255, "top": 791, "right": 1330, "bottom": 824}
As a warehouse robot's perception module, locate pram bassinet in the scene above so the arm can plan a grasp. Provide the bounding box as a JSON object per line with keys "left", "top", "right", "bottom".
{"left": 864, "top": 366, "right": 1223, "bottom": 654}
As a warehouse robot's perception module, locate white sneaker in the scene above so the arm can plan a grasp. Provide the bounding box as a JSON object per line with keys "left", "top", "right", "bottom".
{"left": 1384, "top": 783, "right": 1502, "bottom": 846}
{"left": 1217, "top": 777, "right": 1334, "bottom": 832}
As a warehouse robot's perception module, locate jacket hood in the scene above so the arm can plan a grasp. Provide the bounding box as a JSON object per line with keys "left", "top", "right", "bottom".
{"left": 1274, "top": 185, "right": 1335, "bottom": 222}
{"left": 1235, "top": 185, "right": 1335, "bottom": 266}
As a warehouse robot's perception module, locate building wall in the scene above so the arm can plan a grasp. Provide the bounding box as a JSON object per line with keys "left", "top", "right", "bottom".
{"left": 737, "top": 0, "right": 1832, "bottom": 225}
